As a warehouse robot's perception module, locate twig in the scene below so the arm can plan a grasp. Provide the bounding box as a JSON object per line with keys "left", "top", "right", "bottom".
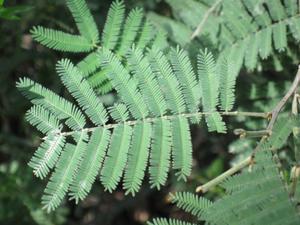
{"left": 233, "top": 129, "right": 271, "bottom": 138}
{"left": 196, "top": 156, "right": 253, "bottom": 193}
{"left": 267, "top": 65, "right": 300, "bottom": 131}
{"left": 55, "top": 110, "right": 268, "bottom": 138}
{"left": 190, "top": 0, "right": 223, "bottom": 40}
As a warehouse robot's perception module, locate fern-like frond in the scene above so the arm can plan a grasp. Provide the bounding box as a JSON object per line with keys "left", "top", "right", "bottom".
{"left": 148, "top": 47, "right": 185, "bottom": 114}
{"left": 26, "top": 105, "right": 61, "bottom": 135}
{"left": 42, "top": 132, "right": 88, "bottom": 212}
{"left": 169, "top": 47, "right": 200, "bottom": 114}
{"left": 17, "top": 78, "right": 86, "bottom": 130}
{"left": 30, "top": 26, "right": 93, "bottom": 52}
{"left": 149, "top": 119, "right": 172, "bottom": 189}
{"left": 66, "top": 0, "right": 99, "bottom": 44}
{"left": 101, "top": 0, "right": 125, "bottom": 49}
{"left": 117, "top": 8, "right": 143, "bottom": 55}
{"left": 219, "top": 58, "right": 236, "bottom": 111}
{"left": 56, "top": 59, "right": 108, "bottom": 125}
{"left": 127, "top": 46, "right": 167, "bottom": 116}
{"left": 171, "top": 117, "right": 193, "bottom": 181}
{"left": 100, "top": 125, "right": 133, "bottom": 192}
{"left": 148, "top": 218, "right": 196, "bottom": 225}
{"left": 170, "top": 192, "right": 212, "bottom": 218}
{"left": 123, "top": 122, "right": 152, "bottom": 195}
{"left": 198, "top": 49, "right": 218, "bottom": 111}
{"left": 30, "top": 0, "right": 166, "bottom": 95}
{"left": 28, "top": 134, "right": 66, "bottom": 179}
{"left": 69, "top": 128, "right": 110, "bottom": 203}
{"left": 198, "top": 49, "right": 226, "bottom": 133}
{"left": 19, "top": 27, "right": 234, "bottom": 211}
{"left": 136, "top": 19, "right": 155, "bottom": 49}
{"left": 98, "top": 48, "right": 149, "bottom": 119}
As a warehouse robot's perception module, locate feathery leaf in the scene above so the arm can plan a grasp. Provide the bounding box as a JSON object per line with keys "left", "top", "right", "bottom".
{"left": 100, "top": 125, "right": 133, "bottom": 192}
{"left": 30, "top": 26, "right": 93, "bottom": 52}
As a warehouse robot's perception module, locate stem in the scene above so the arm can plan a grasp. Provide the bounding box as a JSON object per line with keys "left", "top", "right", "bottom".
{"left": 190, "top": 0, "right": 223, "bottom": 40}
{"left": 56, "top": 110, "right": 268, "bottom": 137}
{"left": 233, "top": 129, "right": 271, "bottom": 138}
{"left": 196, "top": 156, "right": 253, "bottom": 193}
{"left": 267, "top": 65, "right": 300, "bottom": 131}
{"left": 221, "top": 111, "right": 269, "bottom": 117}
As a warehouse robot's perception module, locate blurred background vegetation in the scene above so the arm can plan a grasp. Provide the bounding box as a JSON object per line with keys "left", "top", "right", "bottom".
{"left": 1, "top": 0, "right": 299, "bottom": 224}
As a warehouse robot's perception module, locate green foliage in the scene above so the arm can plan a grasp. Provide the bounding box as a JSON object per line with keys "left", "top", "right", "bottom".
{"left": 13, "top": 1, "right": 300, "bottom": 224}
{"left": 150, "top": 150, "right": 300, "bottom": 225}
{"left": 170, "top": 192, "right": 212, "bottom": 218}
{"left": 16, "top": 0, "right": 244, "bottom": 207}
{"left": 150, "top": 0, "right": 300, "bottom": 75}
{"left": 30, "top": 0, "right": 164, "bottom": 94}
{"left": 17, "top": 39, "right": 237, "bottom": 210}
{"left": 31, "top": 26, "right": 94, "bottom": 52}
{"left": 208, "top": 150, "right": 299, "bottom": 225}
{"left": 198, "top": 49, "right": 226, "bottom": 133}
{"left": 267, "top": 116, "right": 297, "bottom": 149}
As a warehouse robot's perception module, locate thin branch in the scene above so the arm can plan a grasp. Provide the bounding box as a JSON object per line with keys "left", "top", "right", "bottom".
{"left": 233, "top": 129, "right": 271, "bottom": 138}
{"left": 267, "top": 65, "right": 300, "bottom": 131}
{"left": 54, "top": 110, "right": 268, "bottom": 138}
{"left": 196, "top": 156, "right": 253, "bottom": 193}
{"left": 190, "top": 0, "right": 223, "bottom": 40}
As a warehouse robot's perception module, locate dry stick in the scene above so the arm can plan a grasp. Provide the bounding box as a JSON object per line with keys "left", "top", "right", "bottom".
{"left": 190, "top": 0, "right": 223, "bottom": 40}
{"left": 196, "top": 65, "right": 300, "bottom": 194}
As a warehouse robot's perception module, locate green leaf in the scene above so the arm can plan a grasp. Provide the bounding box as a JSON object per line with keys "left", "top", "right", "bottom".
{"left": 17, "top": 78, "right": 86, "bottom": 130}
{"left": 100, "top": 124, "right": 133, "bottom": 192}
{"left": 171, "top": 117, "right": 193, "bottom": 181}
{"left": 56, "top": 59, "right": 108, "bottom": 126}
{"left": 101, "top": 0, "right": 125, "bottom": 49}
{"left": 123, "top": 122, "right": 152, "bottom": 195}
{"left": 28, "top": 134, "right": 66, "bottom": 179}
{"left": 98, "top": 48, "right": 149, "bottom": 119}
{"left": 31, "top": 26, "right": 94, "bottom": 52}
{"left": 69, "top": 128, "right": 110, "bottom": 203}
{"left": 66, "top": 0, "right": 99, "bottom": 44}
{"left": 149, "top": 119, "right": 172, "bottom": 189}
{"left": 42, "top": 132, "right": 88, "bottom": 212}
{"left": 117, "top": 8, "right": 143, "bottom": 55}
